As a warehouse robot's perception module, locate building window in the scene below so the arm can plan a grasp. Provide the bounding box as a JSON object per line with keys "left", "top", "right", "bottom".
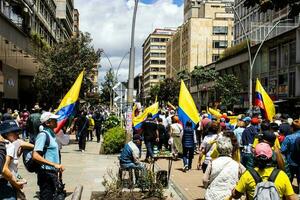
{"left": 281, "top": 44, "right": 289, "bottom": 68}
{"left": 212, "top": 40, "right": 228, "bottom": 48}
{"left": 213, "top": 26, "right": 228, "bottom": 35}
{"left": 269, "top": 48, "right": 277, "bottom": 71}
{"left": 212, "top": 54, "right": 220, "bottom": 62}
{"left": 289, "top": 42, "right": 296, "bottom": 66}
{"left": 289, "top": 72, "right": 296, "bottom": 97}
{"left": 278, "top": 74, "right": 288, "bottom": 98}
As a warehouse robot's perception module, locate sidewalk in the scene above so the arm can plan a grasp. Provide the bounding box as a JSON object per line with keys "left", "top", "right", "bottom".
{"left": 19, "top": 138, "right": 119, "bottom": 200}
{"left": 156, "top": 158, "right": 206, "bottom": 200}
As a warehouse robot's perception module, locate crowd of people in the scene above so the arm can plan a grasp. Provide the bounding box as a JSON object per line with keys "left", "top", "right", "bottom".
{"left": 0, "top": 104, "right": 107, "bottom": 200}
{"left": 121, "top": 107, "right": 300, "bottom": 200}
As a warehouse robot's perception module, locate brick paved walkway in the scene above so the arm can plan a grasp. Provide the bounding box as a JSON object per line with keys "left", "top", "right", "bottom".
{"left": 156, "top": 158, "right": 206, "bottom": 200}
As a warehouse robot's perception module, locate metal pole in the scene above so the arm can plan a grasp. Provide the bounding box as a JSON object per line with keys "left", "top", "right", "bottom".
{"left": 249, "top": 19, "right": 293, "bottom": 106}
{"left": 120, "top": 84, "right": 123, "bottom": 127}
{"left": 116, "top": 51, "right": 130, "bottom": 78}
{"left": 127, "top": 0, "right": 139, "bottom": 106}
{"left": 230, "top": 6, "right": 253, "bottom": 108}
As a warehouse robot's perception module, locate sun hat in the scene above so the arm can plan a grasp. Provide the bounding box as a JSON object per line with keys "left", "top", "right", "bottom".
{"left": 40, "top": 112, "right": 60, "bottom": 124}
{"left": 0, "top": 120, "right": 22, "bottom": 135}
{"left": 255, "top": 142, "right": 272, "bottom": 159}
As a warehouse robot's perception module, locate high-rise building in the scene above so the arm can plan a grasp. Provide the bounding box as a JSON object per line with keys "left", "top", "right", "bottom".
{"left": 0, "top": 0, "right": 76, "bottom": 105}
{"left": 142, "top": 29, "right": 175, "bottom": 100}
{"left": 73, "top": 9, "right": 79, "bottom": 38}
{"left": 55, "top": 0, "right": 74, "bottom": 39}
{"left": 167, "top": 0, "right": 234, "bottom": 78}
{"left": 234, "top": 0, "right": 299, "bottom": 45}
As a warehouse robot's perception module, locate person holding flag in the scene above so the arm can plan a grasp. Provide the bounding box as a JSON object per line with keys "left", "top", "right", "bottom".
{"left": 255, "top": 78, "right": 276, "bottom": 121}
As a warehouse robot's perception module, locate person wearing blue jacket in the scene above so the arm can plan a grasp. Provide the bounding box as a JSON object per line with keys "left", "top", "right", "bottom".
{"left": 182, "top": 121, "right": 196, "bottom": 172}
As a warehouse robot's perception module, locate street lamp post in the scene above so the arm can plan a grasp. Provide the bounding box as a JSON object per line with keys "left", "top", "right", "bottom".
{"left": 127, "top": 0, "right": 139, "bottom": 106}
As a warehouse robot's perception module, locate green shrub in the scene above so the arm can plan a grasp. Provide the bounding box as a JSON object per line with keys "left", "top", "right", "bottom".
{"left": 102, "top": 126, "right": 126, "bottom": 154}
{"left": 102, "top": 115, "right": 120, "bottom": 133}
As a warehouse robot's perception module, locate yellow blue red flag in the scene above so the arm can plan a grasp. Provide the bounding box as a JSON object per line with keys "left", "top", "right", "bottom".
{"left": 178, "top": 80, "right": 200, "bottom": 127}
{"left": 255, "top": 78, "right": 276, "bottom": 121}
{"left": 54, "top": 70, "right": 84, "bottom": 133}
{"left": 133, "top": 102, "right": 159, "bottom": 129}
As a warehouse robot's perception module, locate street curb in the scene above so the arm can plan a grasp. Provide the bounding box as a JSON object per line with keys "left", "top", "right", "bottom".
{"left": 154, "top": 163, "right": 188, "bottom": 200}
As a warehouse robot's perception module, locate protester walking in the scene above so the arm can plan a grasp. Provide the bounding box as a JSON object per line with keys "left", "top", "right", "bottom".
{"left": 76, "top": 111, "right": 89, "bottom": 152}
{"left": 93, "top": 111, "right": 104, "bottom": 143}
{"left": 241, "top": 117, "right": 259, "bottom": 168}
{"left": 87, "top": 114, "right": 95, "bottom": 141}
{"left": 203, "top": 136, "right": 245, "bottom": 200}
{"left": 32, "top": 112, "right": 65, "bottom": 200}
{"left": 182, "top": 121, "right": 196, "bottom": 172}
{"left": 141, "top": 113, "right": 159, "bottom": 162}
{"left": 169, "top": 116, "right": 183, "bottom": 159}
{"left": 230, "top": 142, "right": 297, "bottom": 200}
{"left": 281, "top": 119, "right": 300, "bottom": 193}
{"left": 157, "top": 118, "right": 168, "bottom": 151}
{"left": 198, "top": 122, "right": 219, "bottom": 172}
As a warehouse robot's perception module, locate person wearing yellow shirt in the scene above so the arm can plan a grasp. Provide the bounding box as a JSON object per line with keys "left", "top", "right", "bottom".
{"left": 229, "top": 143, "right": 297, "bottom": 200}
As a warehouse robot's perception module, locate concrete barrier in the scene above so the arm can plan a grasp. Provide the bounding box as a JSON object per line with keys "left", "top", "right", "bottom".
{"left": 71, "top": 185, "right": 83, "bottom": 200}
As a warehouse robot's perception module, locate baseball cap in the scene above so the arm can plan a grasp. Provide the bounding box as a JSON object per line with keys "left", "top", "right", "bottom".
{"left": 255, "top": 142, "right": 272, "bottom": 159}
{"left": 0, "top": 120, "right": 22, "bottom": 135}
{"left": 40, "top": 112, "right": 60, "bottom": 123}
{"left": 243, "top": 116, "right": 251, "bottom": 122}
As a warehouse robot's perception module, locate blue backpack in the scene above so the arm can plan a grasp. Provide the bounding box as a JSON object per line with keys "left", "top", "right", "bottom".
{"left": 22, "top": 131, "right": 50, "bottom": 173}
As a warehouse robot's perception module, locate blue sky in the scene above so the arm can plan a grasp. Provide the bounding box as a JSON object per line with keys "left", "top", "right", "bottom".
{"left": 141, "top": 0, "right": 183, "bottom": 6}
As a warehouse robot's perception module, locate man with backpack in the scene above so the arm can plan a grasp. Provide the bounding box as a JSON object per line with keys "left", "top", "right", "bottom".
{"left": 281, "top": 119, "right": 300, "bottom": 192}
{"left": 32, "top": 112, "right": 65, "bottom": 200}
{"left": 229, "top": 142, "right": 297, "bottom": 200}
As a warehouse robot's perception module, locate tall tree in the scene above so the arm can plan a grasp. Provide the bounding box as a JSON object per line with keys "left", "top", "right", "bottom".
{"left": 149, "top": 78, "right": 180, "bottom": 105}
{"left": 33, "top": 32, "right": 101, "bottom": 106}
{"left": 215, "top": 74, "right": 241, "bottom": 110}
{"left": 191, "top": 65, "right": 218, "bottom": 105}
{"left": 100, "top": 68, "right": 117, "bottom": 106}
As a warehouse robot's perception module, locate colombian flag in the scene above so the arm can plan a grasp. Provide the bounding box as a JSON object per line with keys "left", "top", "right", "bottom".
{"left": 132, "top": 102, "right": 159, "bottom": 129}
{"left": 54, "top": 71, "right": 84, "bottom": 133}
{"left": 255, "top": 78, "right": 276, "bottom": 121}
{"left": 178, "top": 80, "right": 200, "bottom": 128}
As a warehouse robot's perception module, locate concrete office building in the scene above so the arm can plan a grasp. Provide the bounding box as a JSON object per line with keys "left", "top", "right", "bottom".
{"left": 55, "top": 0, "right": 74, "bottom": 38}
{"left": 166, "top": 0, "right": 234, "bottom": 78}
{"left": 142, "top": 29, "right": 175, "bottom": 99}
{"left": 234, "top": 0, "right": 298, "bottom": 44}
{"left": 73, "top": 8, "right": 79, "bottom": 38}
{"left": 0, "top": 0, "right": 75, "bottom": 107}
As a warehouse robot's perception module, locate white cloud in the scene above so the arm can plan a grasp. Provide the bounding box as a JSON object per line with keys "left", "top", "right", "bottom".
{"left": 74, "top": 0, "right": 183, "bottom": 84}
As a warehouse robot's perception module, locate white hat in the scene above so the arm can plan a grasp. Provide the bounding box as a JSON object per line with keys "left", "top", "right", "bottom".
{"left": 40, "top": 112, "right": 60, "bottom": 123}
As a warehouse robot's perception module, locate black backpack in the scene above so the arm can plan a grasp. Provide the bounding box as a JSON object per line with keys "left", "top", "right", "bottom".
{"left": 291, "top": 136, "right": 300, "bottom": 165}
{"left": 22, "top": 130, "right": 50, "bottom": 173}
